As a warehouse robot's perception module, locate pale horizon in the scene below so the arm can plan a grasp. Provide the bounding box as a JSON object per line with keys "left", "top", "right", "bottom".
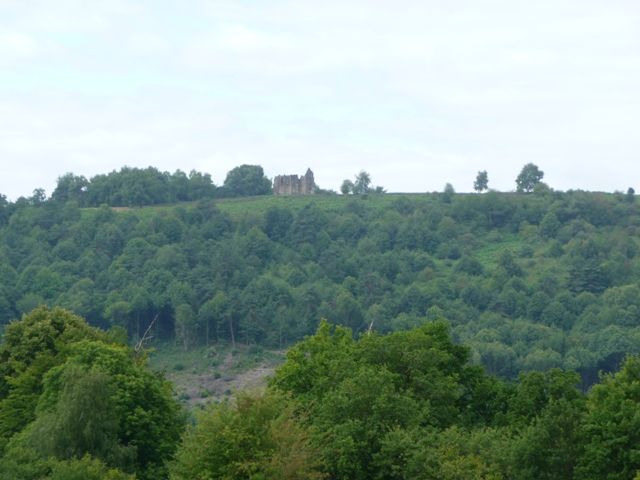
{"left": 1, "top": 0, "right": 639, "bottom": 201}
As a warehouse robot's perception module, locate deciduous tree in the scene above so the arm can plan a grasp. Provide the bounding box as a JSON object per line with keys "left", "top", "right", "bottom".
{"left": 516, "top": 163, "right": 544, "bottom": 193}
{"left": 474, "top": 170, "right": 489, "bottom": 193}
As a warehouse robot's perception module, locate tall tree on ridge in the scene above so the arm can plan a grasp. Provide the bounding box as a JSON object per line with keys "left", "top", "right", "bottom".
{"left": 474, "top": 170, "right": 488, "bottom": 193}
{"left": 516, "top": 163, "right": 544, "bottom": 193}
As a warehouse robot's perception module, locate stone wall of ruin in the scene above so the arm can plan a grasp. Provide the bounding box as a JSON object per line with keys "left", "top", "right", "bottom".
{"left": 273, "top": 168, "right": 316, "bottom": 195}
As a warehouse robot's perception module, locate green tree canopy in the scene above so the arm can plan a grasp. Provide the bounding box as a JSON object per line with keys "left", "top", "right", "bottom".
{"left": 169, "top": 389, "right": 324, "bottom": 480}
{"left": 270, "top": 319, "right": 489, "bottom": 478}
{"left": 222, "top": 165, "right": 272, "bottom": 197}
{"left": 474, "top": 170, "right": 489, "bottom": 193}
{"left": 516, "top": 163, "right": 545, "bottom": 193}
{"left": 577, "top": 355, "right": 640, "bottom": 479}
{"left": 0, "top": 307, "right": 184, "bottom": 480}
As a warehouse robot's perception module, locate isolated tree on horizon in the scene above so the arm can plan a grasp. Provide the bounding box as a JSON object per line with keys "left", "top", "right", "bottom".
{"left": 442, "top": 183, "right": 455, "bottom": 203}
{"left": 352, "top": 170, "right": 372, "bottom": 194}
{"left": 340, "top": 179, "right": 354, "bottom": 195}
{"left": 516, "top": 163, "right": 544, "bottom": 193}
{"left": 340, "top": 170, "right": 385, "bottom": 195}
{"left": 474, "top": 170, "right": 488, "bottom": 193}
{"left": 627, "top": 187, "right": 635, "bottom": 203}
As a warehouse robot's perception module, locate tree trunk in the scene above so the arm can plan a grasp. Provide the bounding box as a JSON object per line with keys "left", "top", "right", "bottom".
{"left": 229, "top": 310, "right": 235, "bottom": 347}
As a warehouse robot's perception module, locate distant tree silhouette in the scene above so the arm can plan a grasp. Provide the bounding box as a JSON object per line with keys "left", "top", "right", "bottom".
{"left": 474, "top": 170, "right": 488, "bottom": 193}
{"left": 516, "top": 163, "right": 544, "bottom": 193}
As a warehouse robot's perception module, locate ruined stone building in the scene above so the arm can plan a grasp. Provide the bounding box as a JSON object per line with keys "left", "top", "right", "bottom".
{"left": 273, "top": 168, "right": 316, "bottom": 195}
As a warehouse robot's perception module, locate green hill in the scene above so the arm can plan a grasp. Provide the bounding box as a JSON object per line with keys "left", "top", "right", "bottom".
{"left": 2, "top": 181, "right": 640, "bottom": 388}
{"left": 4, "top": 177, "right": 640, "bottom": 479}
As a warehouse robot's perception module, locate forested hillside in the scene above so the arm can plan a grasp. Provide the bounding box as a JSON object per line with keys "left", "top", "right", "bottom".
{"left": 1, "top": 168, "right": 640, "bottom": 388}
{"left": 3, "top": 167, "right": 640, "bottom": 478}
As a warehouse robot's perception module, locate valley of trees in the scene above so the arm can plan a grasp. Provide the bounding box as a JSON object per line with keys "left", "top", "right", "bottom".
{"left": 2, "top": 164, "right": 640, "bottom": 477}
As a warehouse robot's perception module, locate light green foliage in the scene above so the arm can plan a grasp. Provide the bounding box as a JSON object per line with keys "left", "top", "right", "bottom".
{"left": 0, "top": 307, "right": 184, "bottom": 480}
{"left": 0, "top": 450, "right": 133, "bottom": 480}
{"left": 0, "top": 445, "right": 53, "bottom": 480}
{"left": 271, "top": 320, "right": 490, "bottom": 478}
{"left": 0, "top": 307, "right": 106, "bottom": 438}
{"left": 169, "top": 389, "right": 324, "bottom": 480}
{"left": 353, "top": 170, "right": 372, "bottom": 194}
{"left": 341, "top": 170, "right": 384, "bottom": 195}
{"left": 46, "top": 455, "right": 134, "bottom": 480}
{"left": 5, "top": 299, "right": 640, "bottom": 479}
{"left": 26, "top": 366, "right": 134, "bottom": 469}
{"left": 52, "top": 341, "right": 184, "bottom": 479}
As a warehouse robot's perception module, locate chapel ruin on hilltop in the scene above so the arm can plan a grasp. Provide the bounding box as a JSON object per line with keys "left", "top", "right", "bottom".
{"left": 273, "top": 168, "right": 316, "bottom": 195}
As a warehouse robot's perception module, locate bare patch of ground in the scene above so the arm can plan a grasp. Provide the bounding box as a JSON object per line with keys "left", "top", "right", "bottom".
{"left": 162, "top": 349, "right": 284, "bottom": 408}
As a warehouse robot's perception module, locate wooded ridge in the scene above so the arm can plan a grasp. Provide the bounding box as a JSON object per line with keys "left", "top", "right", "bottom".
{"left": 2, "top": 164, "right": 640, "bottom": 477}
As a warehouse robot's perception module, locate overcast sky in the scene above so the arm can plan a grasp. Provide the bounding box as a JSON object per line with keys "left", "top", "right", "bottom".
{"left": 1, "top": 0, "right": 639, "bottom": 200}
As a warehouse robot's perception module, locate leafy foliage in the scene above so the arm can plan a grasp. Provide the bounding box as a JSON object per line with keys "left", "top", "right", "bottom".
{"left": 50, "top": 165, "right": 270, "bottom": 208}
{"left": 8, "top": 165, "right": 640, "bottom": 478}
{"left": 222, "top": 164, "right": 272, "bottom": 198}
{"left": 341, "top": 170, "right": 384, "bottom": 195}
{"left": 169, "top": 389, "right": 324, "bottom": 480}
{"left": 474, "top": 170, "right": 489, "bottom": 193}
{"left": 515, "top": 163, "right": 544, "bottom": 193}
{"left": 3, "top": 169, "right": 640, "bottom": 390}
{"left": 0, "top": 307, "right": 184, "bottom": 480}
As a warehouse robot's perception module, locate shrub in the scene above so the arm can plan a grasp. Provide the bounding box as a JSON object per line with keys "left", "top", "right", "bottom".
{"left": 248, "top": 345, "right": 263, "bottom": 355}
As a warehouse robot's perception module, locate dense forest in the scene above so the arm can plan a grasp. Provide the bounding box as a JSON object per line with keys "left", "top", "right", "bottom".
{"left": 2, "top": 164, "right": 640, "bottom": 387}
{"left": 2, "top": 307, "right": 640, "bottom": 479}
{"left": 3, "top": 163, "right": 640, "bottom": 477}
